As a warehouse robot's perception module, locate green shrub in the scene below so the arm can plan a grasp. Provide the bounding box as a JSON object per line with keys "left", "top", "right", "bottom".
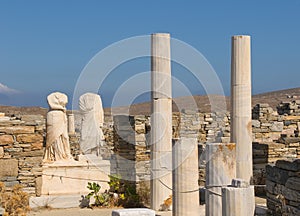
{"left": 86, "top": 174, "right": 144, "bottom": 208}
{"left": 108, "top": 174, "right": 142, "bottom": 208}
{"left": 108, "top": 174, "right": 122, "bottom": 193}
{"left": 86, "top": 182, "right": 108, "bottom": 206}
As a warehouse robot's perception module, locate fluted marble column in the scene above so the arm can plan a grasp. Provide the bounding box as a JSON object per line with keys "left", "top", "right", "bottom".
{"left": 230, "top": 35, "right": 253, "bottom": 183}
{"left": 68, "top": 114, "right": 75, "bottom": 135}
{"left": 150, "top": 33, "right": 172, "bottom": 211}
{"left": 173, "top": 138, "right": 199, "bottom": 216}
{"left": 205, "top": 143, "right": 236, "bottom": 216}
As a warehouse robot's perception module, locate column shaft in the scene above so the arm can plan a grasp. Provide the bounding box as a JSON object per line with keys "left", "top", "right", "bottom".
{"left": 205, "top": 143, "right": 236, "bottom": 216}
{"left": 222, "top": 186, "right": 255, "bottom": 216}
{"left": 68, "top": 114, "right": 75, "bottom": 135}
{"left": 230, "top": 35, "right": 252, "bottom": 183}
{"left": 173, "top": 138, "right": 199, "bottom": 216}
{"left": 150, "top": 33, "right": 172, "bottom": 211}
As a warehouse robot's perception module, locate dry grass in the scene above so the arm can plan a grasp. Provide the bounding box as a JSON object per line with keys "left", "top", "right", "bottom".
{"left": 0, "top": 182, "right": 30, "bottom": 216}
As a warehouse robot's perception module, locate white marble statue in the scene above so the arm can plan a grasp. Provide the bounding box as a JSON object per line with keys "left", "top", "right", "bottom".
{"left": 79, "top": 93, "right": 105, "bottom": 155}
{"left": 43, "top": 92, "right": 73, "bottom": 162}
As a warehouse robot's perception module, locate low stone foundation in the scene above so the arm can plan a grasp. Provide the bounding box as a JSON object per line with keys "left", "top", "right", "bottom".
{"left": 266, "top": 159, "right": 300, "bottom": 215}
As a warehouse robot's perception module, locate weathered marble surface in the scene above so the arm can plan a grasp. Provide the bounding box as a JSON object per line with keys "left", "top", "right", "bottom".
{"left": 79, "top": 93, "right": 104, "bottom": 155}
{"left": 44, "top": 92, "right": 73, "bottom": 162}
{"left": 230, "top": 35, "right": 253, "bottom": 183}
{"left": 150, "top": 33, "right": 172, "bottom": 211}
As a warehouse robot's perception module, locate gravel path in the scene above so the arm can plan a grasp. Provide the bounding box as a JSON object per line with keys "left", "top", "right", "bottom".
{"left": 28, "top": 199, "right": 266, "bottom": 216}
{"left": 28, "top": 207, "right": 174, "bottom": 216}
{"left": 29, "top": 208, "right": 114, "bottom": 216}
{"left": 28, "top": 206, "right": 207, "bottom": 216}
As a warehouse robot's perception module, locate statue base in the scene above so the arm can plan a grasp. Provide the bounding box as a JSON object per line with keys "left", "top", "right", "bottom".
{"left": 30, "top": 158, "right": 110, "bottom": 209}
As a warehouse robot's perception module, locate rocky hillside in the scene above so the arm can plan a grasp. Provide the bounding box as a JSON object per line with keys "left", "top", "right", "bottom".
{"left": 1, "top": 87, "right": 300, "bottom": 116}
{"left": 110, "top": 87, "right": 300, "bottom": 115}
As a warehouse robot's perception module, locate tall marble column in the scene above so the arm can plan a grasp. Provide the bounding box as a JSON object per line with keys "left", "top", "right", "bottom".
{"left": 150, "top": 33, "right": 172, "bottom": 211}
{"left": 230, "top": 35, "right": 253, "bottom": 183}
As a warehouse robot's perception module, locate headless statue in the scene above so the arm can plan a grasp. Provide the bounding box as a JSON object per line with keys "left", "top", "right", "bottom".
{"left": 43, "top": 92, "right": 73, "bottom": 162}
{"left": 79, "top": 93, "right": 105, "bottom": 155}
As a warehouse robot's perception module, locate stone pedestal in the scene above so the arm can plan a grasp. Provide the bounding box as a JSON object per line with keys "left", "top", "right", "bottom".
{"left": 230, "top": 35, "right": 252, "bottom": 183}
{"left": 30, "top": 159, "right": 110, "bottom": 208}
{"left": 41, "top": 160, "right": 110, "bottom": 195}
{"left": 150, "top": 33, "right": 172, "bottom": 211}
{"left": 68, "top": 114, "right": 75, "bottom": 135}
{"left": 112, "top": 208, "right": 155, "bottom": 216}
{"left": 30, "top": 194, "right": 87, "bottom": 209}
{"left": 205, "top": 143, "right": 236, "bottom": 216}
{"left": 222, "top": 179, "right": 255, "bottom": 216}
{"left": 173, "top": 138, "right": 199, "bottom": 216}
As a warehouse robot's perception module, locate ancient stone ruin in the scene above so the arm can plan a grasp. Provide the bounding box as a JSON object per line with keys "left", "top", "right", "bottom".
{"left": 266, "top": 159, "right": 300, "bottom": 215}
{"left": 1, "top": 100, "right": 300, "bottom": 214}
{"left": 0, "top": 33, "right": 300, "bottom": 215}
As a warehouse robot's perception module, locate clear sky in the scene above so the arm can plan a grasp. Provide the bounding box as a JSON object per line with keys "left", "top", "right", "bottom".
{"left": 0, "top": 0, "right": 299, "bottom": 108}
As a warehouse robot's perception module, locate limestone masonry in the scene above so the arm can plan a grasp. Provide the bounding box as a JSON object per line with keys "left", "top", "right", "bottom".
{"left": 266, "top": 159, "right": 300, "bottom": 215}
{"left": 0, "top": 100, "right": 300, "bottom": 201}
{"left": 0, "top": 114, "right": 45, "bottom": 195}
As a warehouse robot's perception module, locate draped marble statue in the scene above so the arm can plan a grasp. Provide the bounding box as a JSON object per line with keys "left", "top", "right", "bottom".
{"left": 43, "top": 92, "right": 74, "bottom": 162}
{"left": 79, "top": 93, "right": 105, "bottom": 155}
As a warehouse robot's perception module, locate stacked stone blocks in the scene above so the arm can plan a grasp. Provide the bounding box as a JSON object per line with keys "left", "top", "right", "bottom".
{"left": 1, "top": 100, "right": 300, "bottom": 198}
{"left": 266, "top": 159, "right": 300, "bottom": 215}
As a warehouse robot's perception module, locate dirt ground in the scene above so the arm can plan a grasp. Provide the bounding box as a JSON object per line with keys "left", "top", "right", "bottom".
{"left": 29, "top": 208, "right": 115, "bottom": 216}
{"left": 28, "top": 197, "right": 266, "bottom": 216}
{"left": 28, "top": 206, "right": 205, "bottom": 216}
{"left": 29, "top": 207, "right": 173, "bottom": 216}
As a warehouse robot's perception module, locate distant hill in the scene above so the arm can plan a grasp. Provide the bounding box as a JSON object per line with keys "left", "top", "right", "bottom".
{"left": 0, "top": 105, "right": 48, "bottom": 117}
{"left": 109, "top": 87, "right": 300, "bottom": 115}
{"left": 1, "top": 87, "right": 300, "bottom": 116}
{"left": 252, "top": 87, "right": 300, "bottom": 109}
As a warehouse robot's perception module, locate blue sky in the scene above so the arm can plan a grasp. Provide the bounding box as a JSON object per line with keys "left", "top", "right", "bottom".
{"left": 0, "top": 0, "right": 299, "bottom": 108}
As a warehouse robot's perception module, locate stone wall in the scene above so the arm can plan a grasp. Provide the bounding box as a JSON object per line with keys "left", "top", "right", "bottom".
{"left": 111, "top": 101, "right": 300, "bottom": 192}
{"left": 0, "top": 114, "right": 45, "bottom": 195}
{"left": 266, "top": 159, "right": 300, "bottom": 215}
{"left": 105, "top": 101, "right": 300, "bottom": 191}
{"left": 251, "top": 102, "right": 300, "bottom": 194}
{"left": 1, "top": 100, "right": 300, "bottom": 197}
